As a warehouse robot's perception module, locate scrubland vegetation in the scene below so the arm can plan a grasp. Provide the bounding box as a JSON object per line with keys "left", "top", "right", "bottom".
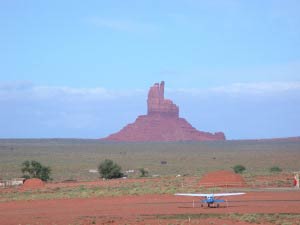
{"left": 0, "top": 138, "right": 299, "bottom": 181}
{"left": 1, "top": 139, "right": 300, "bottom": 225}
{"left": 0, "top": 176, "right": 200, "bottom": 202}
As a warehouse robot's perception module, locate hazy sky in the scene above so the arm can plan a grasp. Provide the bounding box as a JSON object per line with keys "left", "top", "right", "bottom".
{"left": 1, "top": 0, "right": 299, "bottom": 139}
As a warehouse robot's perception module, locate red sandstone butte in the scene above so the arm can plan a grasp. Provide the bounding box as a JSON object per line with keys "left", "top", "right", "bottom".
{"left": 103, "top": 81, "right": 225, "bottom": 142}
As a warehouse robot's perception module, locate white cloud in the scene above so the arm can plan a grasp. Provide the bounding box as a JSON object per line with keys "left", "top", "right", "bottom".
{"left": 166, "top": 81, "right": 300, "bottom": 97}
{"left": 162, "top": 60, "right": 300, "bottom": 90}
{"left": 1, "top": 81, "right": 299, "bottom": 138}
{"left": 1, "top": 81, "right": 300, "bottom": 103}
{"left": 0, "top": 80, "right": 34, "bottom": 90}
{"left": 210, "top": 82, "right": 300, "bottom": 95}
{"left": 32, "top": 86, "right": 114, "bottom": 100}
{"left": 0, "top": 82, "right": 146, "bottom": 101}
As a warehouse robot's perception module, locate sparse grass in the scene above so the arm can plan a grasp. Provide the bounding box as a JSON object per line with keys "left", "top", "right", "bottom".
{"left": 1, "top": 139, "right": 300, "bottom": 181}
{"left": 153, "top": 213, "right": 300, "bottom": 224}
{"left": 0, "top": 176, "right": 221, "bottom": 202}
{"left": 230, "top": 213, "right": 300, "bottom": 224}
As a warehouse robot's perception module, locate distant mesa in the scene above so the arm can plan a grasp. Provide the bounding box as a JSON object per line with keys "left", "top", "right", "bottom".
{"left": 102, "top": 81, "right": 225, "bottom": 142}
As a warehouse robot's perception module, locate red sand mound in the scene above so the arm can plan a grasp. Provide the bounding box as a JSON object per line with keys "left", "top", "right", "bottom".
{"left": 199, "top": 170, "right": 246, "bottom": 187}
{"left": 23, "top": 178, "right": 44, "bottom": 189}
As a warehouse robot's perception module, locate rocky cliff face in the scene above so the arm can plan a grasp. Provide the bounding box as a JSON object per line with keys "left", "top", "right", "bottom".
{"left": 102, "top": 81, "right": 225, "bottom": 142}
{"left": 147, "top": 81, "right": 179, "bottom": 117}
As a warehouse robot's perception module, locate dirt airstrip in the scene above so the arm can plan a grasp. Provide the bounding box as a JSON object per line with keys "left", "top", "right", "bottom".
{"left": 1, "top": 171, "right": 299, "bottom": 224}
{"left": 1, "top": 191, "right": 300, "bottom": 225}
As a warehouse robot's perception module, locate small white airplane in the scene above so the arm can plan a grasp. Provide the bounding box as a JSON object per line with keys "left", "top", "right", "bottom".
{"left": 175, "top": 192, "right": 245, "bottom": 208}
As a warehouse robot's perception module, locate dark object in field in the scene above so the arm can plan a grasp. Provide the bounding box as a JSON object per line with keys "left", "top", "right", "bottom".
{"left": 98, "top": 159, "right": 123, "bottom": 179}
{"left": 161, "top": 161, "right": 167, "bottom": 165}
{"left": 233, "top": 165, "right": 246, "bottom": 174}
{"left": 62, "top": 179, "right": 77, "bottom": 183}
{"left": 270, "top": 166, "right": 282, "bottom": 173}
{"left": 21, "top": 160, "right": 52, "bottom": 181}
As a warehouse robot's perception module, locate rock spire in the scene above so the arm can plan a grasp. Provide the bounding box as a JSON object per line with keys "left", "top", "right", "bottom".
{"left": 147, "top": 81, "right": 179, "bottom": 117}
{"left": 102, "top": 81, "right": 225, "bottom": 142}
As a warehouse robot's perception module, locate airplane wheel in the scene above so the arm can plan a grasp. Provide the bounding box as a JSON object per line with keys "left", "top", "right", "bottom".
{"left": 216, "top": 204, "right": 220, "bottom": 208}
{"left": 201, "top": 204, "right": 203, "bottom": 207}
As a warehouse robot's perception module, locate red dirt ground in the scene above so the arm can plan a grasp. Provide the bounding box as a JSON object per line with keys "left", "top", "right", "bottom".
{"left": 1, "top": 191, "right": 300, "bottom": 225}
{"left": 199, "top": 170, "right": 246, "bottom": 187}
{"left": 22, "top": 178, "right": 44, "bottom": 189}
{"left": 47, "top": 178, "right": 157, "bottom": 189}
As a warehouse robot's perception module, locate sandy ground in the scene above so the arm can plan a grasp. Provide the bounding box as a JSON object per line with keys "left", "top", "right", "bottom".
{"left": 1, "top": 191, "right": 300, "bottom": 225}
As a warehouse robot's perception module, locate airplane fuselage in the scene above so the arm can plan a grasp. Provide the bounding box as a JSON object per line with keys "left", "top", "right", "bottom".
{"left": 201, "top": 195, "right": 225, "bottom": 207}
{"left": 175, "top": 192, "right": 245, "bottom": 208}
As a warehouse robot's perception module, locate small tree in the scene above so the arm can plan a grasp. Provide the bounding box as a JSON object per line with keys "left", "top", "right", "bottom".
{"left": 139, "top": 168, "right": 149, "bottom": 177}
{"left": 21, "top": 160, "right": 51, "bottom": 181}
{"left": 233, "top": 164, "right": 246, "bottom": 174}
{"left": 270, "top": 166, "right": 282, "bottom": 173}
{"left": 98, "top": 159, "right": 123, "bottom": 179}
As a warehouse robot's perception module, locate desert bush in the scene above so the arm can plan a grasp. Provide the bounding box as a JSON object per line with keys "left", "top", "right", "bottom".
{"left": 233, "top": 164, "right": 246, "bottom": 174}
{"left": 269, "top": 166, "right": 282, "bottom": 173}
{"left": 21, "top": 160, "right": 51, "bottom": 181}
{"left": 139, "top": 168, "right": 149, "bottom": 177}
{"left": 98, "top": 159, "right": 123, "bottom": 179}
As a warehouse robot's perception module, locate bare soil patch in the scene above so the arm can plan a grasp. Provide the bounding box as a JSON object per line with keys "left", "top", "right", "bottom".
{"left": 199, "top": 170, "right": 246, "bottom": 187}
{"left": 1, "top": 191, "right": 300, "bottom": 225}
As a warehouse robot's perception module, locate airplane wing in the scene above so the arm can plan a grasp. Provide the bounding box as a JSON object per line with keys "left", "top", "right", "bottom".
{"left": 212, "top": 192, "right": 245, "bottom": 197}
{"left": 175, "top": 193, "right": 211, "bottom": 197}
{"left": 175, "top": 192, "right": 245, "bottom": 197}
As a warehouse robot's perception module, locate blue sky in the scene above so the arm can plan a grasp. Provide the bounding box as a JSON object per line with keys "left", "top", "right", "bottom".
{"left": 0, "top": 0, "right": 300, "bottom": 139}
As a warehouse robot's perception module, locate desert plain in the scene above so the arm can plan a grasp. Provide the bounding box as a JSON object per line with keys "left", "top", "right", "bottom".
{"left": 1, "top": 138, "right": 300, "bottom": 225}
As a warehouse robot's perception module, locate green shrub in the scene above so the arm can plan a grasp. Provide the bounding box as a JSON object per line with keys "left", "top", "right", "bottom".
{"left": 269, "top": 166, "right": 282, "bottom": 173}
{"left": 233, "top": 164, "right": 246, "bottom": 174}
{"left": 138, "top": 168, "right": 149, "bottom": 177}
{"left": 21, "top": 160, "right": 52, "bottom": 181}
{"left": 98, "top": 159, "right": 123, "bottom": 179}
